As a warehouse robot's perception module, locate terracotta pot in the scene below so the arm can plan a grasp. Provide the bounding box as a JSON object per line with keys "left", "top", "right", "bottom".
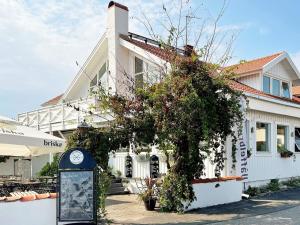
{"left": 144, "top": 198, "right": 156, "bottom": 211}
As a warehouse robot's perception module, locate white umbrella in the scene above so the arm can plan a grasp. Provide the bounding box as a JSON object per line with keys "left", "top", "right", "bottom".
{"left": 0, "top": 115, "right": 65, "bottom": 157}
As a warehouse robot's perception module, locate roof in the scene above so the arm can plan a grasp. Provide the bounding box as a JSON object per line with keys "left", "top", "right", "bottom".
{"left": 229, "top": 80, "right": 300, "bottom": 105}
{"left": 292, "top": 86, "right": 300, "bottom": 96}
{"left": 41, "top": 94, "right": 63, "bottom": 107}
{"left": 227, "top": 52, "right": 283, "bottom": 75}
{"left": 120, "top": 34, "right": 183, "bottom": 61}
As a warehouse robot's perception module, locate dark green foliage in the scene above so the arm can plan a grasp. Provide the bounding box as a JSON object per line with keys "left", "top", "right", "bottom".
{"left": 267, "top": 179, "right": 280, "bottom": 191}
{"left": 106, "top": 59, "right": 244, "bottom": 212}
{"left": 282, "top": 177, "right": 300, "bottom": 187}
{"left": 38, "top": 154, "right": 59, "bottom": 177}
{"left": 245, "top": 186, "right": 259, "bottom": 197}
{"left": 98, "top": 171, "right": 111, "bottom": 217}
{"left": 159, "top": 173, "right": 195, "bottom": 212}
{"left": 0, "top": 156, "right": 9, "bottom": 163}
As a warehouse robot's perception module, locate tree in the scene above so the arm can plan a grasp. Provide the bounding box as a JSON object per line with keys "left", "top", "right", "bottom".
{"left": 106, "top": 54, "right": 243, "bottom": 211}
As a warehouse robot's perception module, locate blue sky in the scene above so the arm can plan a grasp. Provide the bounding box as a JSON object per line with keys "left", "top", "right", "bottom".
{"left": 1, "top": 0, "right": 300, "bottom": 119}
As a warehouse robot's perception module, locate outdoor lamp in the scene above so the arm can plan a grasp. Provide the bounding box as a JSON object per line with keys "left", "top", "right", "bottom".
{"left": 77, "top": 120, "right": 90, "bottom": 134}
{"left": 77, "top": 120, "right": 91, "bottom": 146}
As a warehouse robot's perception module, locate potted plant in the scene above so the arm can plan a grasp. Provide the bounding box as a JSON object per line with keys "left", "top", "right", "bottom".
{"left": 278, "top": 146, "right": 293, "bottom": 158}
{"left": 138, "top": 178, "right": 157, "bottom": 211}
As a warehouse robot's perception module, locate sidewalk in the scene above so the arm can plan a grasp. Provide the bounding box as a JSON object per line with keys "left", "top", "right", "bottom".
{"left": 106, "top": 188, "right": 300, "bottom": 225}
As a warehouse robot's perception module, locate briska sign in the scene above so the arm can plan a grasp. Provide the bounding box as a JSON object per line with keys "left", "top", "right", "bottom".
{"left": 44, "top": 140, "right": 63, "bottom": 147}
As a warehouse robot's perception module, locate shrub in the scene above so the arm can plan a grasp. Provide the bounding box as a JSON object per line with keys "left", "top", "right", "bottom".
{"left": 38, "top": 154, "right": 59, "bottom": 177}
{"left": 266, "top": 179, "right": 280, "bottom": 192}
{"left": 282, "top": 177, "right": 300, "bottom": 187}
{"left": 245, "top": 186, "right": 259, "bottom": 197}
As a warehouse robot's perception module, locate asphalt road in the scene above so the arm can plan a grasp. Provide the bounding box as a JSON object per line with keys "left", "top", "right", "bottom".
{"left": 107, "top": 188, "right": 300, "bottom": 225}
{"left": 211, "top": 204, "right": 300, "bottom": 225}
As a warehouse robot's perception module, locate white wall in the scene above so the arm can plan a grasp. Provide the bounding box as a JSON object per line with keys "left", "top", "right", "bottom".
{"left": 0, "top": 199, "right": 56, "bottom": 225}
{"left": 265, "top": 59, "right": 297, "bottom": 82}
{"left": 238, "top": 73, "right": 261, "bottom": 90}
{"left": 109, "top": 152, "right": 221, "bottom": 180}
{"left": 185, "top": 180, "right": 242, "bottom": 211}
{"left": 246, "top": 109, "right": 300, "bottom": 184}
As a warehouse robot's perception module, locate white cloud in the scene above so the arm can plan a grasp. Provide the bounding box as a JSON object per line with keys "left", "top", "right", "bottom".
{"left": 0, "top": 0, "right": 248, "bottom": 117}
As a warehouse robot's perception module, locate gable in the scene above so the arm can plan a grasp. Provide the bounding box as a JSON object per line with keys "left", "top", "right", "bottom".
{"left": 264, "top": 58, "right": 299, "bottom": 82}
{"left": 263, "top": 52, "right": 300, "bottom": 82}
{"left": 63, "top": 35, "right": 108, "bottom": 102}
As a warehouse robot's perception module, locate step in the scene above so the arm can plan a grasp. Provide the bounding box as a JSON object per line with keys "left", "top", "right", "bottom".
{"left": 111, "top": 178, "right": 122, "bottom": 183}
{"left": 107, "top": 187, "right": 130, "bottom": 195}
{"left": 110, "top": 183, "right": 123, "bottom": 188}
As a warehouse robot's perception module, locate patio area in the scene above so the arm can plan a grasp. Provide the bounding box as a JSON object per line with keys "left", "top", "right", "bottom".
{"left": 106, "top": 188, "right": 300, "bottom": 225}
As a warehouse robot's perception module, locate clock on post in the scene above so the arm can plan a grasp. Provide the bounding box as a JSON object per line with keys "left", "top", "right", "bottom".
{"left": 69, "top": 150, "right": 84, "bottom": 165}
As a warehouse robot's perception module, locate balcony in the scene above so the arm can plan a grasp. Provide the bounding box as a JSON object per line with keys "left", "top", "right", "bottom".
{"left": 18, "top": 97, "right": 112, "bottom": 132}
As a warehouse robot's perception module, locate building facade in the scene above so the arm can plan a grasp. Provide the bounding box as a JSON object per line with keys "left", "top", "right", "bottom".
{"left": 13, "top": 1, "right": 300, "bottom": 188}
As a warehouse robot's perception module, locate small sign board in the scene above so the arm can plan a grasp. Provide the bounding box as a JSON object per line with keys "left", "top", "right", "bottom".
{"left": 57, "top": 148, "right": 97, "bottom": 225}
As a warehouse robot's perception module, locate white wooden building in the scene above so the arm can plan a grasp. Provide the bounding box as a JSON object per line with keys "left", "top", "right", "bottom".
{"left": 12, "top": 1, "right": 300, "bottom": 188}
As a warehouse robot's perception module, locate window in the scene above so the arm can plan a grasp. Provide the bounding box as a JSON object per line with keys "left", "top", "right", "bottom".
{"left": 98, "top": 63, "right": 107, "bottom": 89}
{"left": 135, "top": 57, "right": 144, "bottom": 89}
{"left": 272, "top": 79, "right": 280, "bottom": 96}
{"left": 256, "top": 122, "right": 270, "bottom": 152}
{"left": 295, "top": 128, "right": 300, "bottom": 152}
{"left": 89, "top": 62, "right": 107, "bottom": 90}
{"left": 282, "top": 82, "right": 290, "bottom": 98}
{"left": 277, "top": 125, "right": 288, "bottom": 152}
{"left": 263, "top": 76, "right": 271, "bottom": 94}
{"left": 90, "top": 74, "right": 97, "bottom": 87}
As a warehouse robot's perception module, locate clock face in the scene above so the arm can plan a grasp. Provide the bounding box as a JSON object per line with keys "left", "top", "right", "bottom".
{"left": 70, "top": 150, "right": 84, "bottom": 165}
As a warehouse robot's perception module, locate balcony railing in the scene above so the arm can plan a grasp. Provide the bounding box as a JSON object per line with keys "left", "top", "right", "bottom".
{"left": 17, "top": 97, "right": 111, "bottom": 132}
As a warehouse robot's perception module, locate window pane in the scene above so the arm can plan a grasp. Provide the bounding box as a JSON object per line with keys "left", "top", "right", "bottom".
{"left": 98, "top": 63, "right": 107, "bottom": 89}
{"left": 135, "top": 57, "right": 144, "bottom": 89}
{"left": 277, "top": 125, "right": 288, "bottom": 151}
{"left": 135, "top": 57, "right": 143, "bottom": 74}
{"left": 256, "top": 122, "right": 270, "bottom": 152}
{"left": 263, "top": 76, "right": 270, "bottom": 94}
{"left": 135, "top": 74, "right": 143, "bottom": 89}
{"left": 295, "top": 128, "right": 300, "bottom": 152}
{"left": 282, "top": 82, "right": 290, "bottom": 98}
{"left": 90, "top": 74, "right": 97, "bottom": 87}
{"left": 272, "top": 79, "right": 280, "bottom": 96}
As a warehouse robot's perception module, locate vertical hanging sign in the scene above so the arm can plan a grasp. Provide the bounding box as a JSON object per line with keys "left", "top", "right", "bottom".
{"left": 237, "top": 97, "right": 248, "bottom": 181}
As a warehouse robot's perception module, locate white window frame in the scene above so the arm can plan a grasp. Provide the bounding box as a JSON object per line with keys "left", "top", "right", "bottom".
{"left": 89, "top": 60, "right": 108, "bottom": 90}
{"left": 133, "top": 54, "right": 162, "bottom": 89}
{"left": 262, "top": 74, "right": 292, "bottom": 99}
{"left": 295, "top": 126, "right": 300, "bottom": 153}
{"left": 276, "top": 124, "right": 289, "bottom": 154}
{"left": 255, "top": 121, "right": 272, "bottom": 155}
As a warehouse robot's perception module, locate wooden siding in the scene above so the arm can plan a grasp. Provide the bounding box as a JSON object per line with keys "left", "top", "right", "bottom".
{"left": 246, "top": 109, "right": 300, "bottom": 183}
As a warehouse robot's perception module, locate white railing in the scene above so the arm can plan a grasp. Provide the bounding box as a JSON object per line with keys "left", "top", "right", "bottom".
{"left": 17, "top": 97, "right": 110, "bottom": 132}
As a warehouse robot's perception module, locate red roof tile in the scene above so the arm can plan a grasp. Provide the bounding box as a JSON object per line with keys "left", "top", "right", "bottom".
{"left": 41, "top": 94, "right": 63, "bottom": 107}
{"left": 227, "top": 52, "right": 283, "bottom": 75}
{"left": 292, "top": 86, "right": 300, "bottom": 97}
{"left": 120, "top": 34, "right": 178, "bottom": 61}
{"left": 229, "top": 80, "right": 300, "bottom": 105}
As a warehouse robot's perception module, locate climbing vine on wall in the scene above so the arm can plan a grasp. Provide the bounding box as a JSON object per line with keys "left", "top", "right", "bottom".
{"left": 93, "top": 55, "right": 245, "bottom": 212}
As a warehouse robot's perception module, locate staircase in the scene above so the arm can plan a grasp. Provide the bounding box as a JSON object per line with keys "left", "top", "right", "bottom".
{"left": 107, "top": 178, "right": 130, "bottom": 195}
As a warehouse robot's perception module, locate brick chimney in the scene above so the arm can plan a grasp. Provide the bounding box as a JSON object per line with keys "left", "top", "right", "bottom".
{"left": 184, "top": 44, "right": 194, "bottom": 57}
